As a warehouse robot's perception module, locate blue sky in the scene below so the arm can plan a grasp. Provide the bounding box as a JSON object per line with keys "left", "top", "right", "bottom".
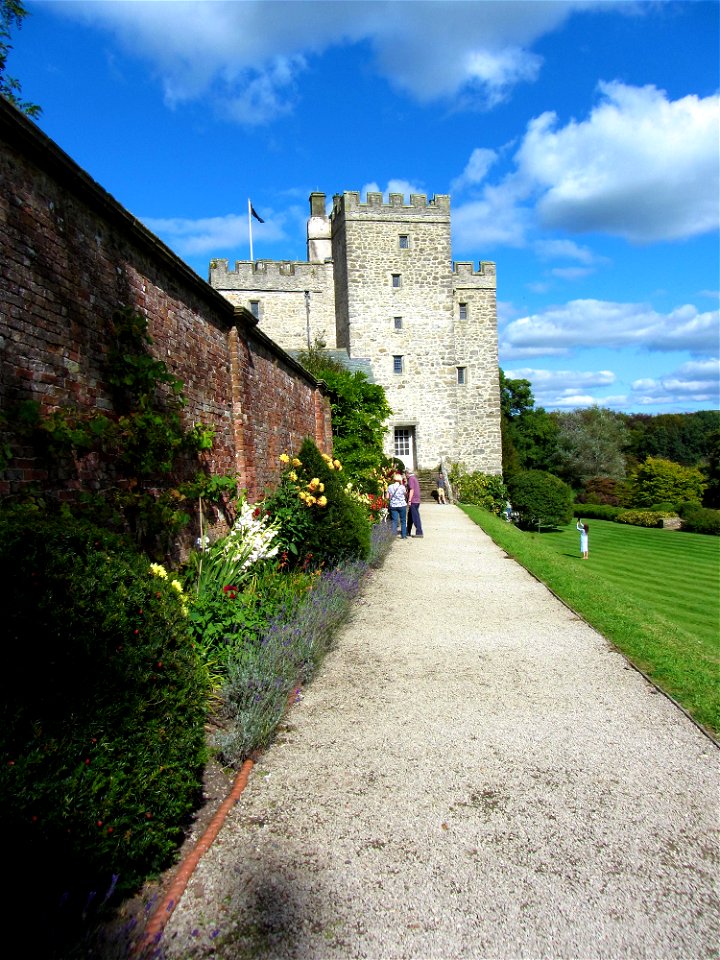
{"left": 9, "top": 0, "right": 720, "bottom": 413}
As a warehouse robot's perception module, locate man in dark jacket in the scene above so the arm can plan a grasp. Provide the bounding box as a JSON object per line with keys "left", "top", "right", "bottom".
{"left": 405, "top": 469, "right": 424, "bottom": 538}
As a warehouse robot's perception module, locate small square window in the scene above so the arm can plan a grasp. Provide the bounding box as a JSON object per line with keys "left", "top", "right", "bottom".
{"left": 457, "top": 366, "right": 467, "bottom": 385}
{"left": 394, "top": 316, "right": 403, "bottom": 330}
{"left": 393, "top": 355, "right": 404, "bottom": 374}
{"left": 249, "top": 300, "right": 260, "bottom": 319}
{"left": 399, "top": 235, "right": 409, "bottom": 249}
{"left": 459, "top": 302, "right": 468, "bottom": 320}
{"left": 392, "top": 274, "right": 401, "bottom": 288}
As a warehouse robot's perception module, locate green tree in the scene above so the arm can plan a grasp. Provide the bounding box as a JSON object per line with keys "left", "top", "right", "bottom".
{"left": 704, "top": 430, "right": 720, "bottom": 508}
{"left": 0, "top": 0, "right": 41, "bottom": 117}
{"left": 499, "top": 369, "right": 559, "bottom": 478}
{"left": 629, "top": 456, "right": 706, "bottom": 507}
{"left": 298, "top": 340, "right": 392, "bottom": 492}
{"left": 554, "top": 406, "right": 628, "bottom": 487}
{"left": 507, "top": 469, "right": 574, "bottom": 530}
{"left": 624, "top": 411, "right": 720, "bottom": 468}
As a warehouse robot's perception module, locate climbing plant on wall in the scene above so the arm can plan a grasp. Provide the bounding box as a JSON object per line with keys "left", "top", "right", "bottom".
{"left": 7, "top": 308, "right": 237, "bottom": 556}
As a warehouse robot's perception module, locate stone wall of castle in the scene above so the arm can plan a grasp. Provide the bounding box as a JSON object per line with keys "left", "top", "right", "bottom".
{"left": 210, "top": 259, "right": 337, "bottom": 352}
{"left": 0, "top": 100, "right": 332, "bottom": 510}
{"left": 452, "top": 263, "right": 502, "bottom": 469}
{"left": 330, "top": 192, "right": 502, "bottom": 474}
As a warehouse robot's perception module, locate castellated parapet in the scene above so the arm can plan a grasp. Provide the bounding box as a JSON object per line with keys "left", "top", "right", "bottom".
{"left": 209, "top": 191, "right": 502, "bottom": 475}
{"left": 210, "top": 258, "right": 336, "bottom": 352}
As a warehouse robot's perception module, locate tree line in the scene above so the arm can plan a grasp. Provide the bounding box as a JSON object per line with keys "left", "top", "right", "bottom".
{"left": 500, "top": 370, "right": 720, "bottom": 508}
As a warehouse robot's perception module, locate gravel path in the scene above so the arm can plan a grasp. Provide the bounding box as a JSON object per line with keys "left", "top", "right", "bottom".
{"left": 162, "top": 505, "right": 719, "bottom": 960}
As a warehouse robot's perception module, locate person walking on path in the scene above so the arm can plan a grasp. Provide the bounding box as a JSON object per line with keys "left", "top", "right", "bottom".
{"left": 577, "top": 519, "right": 589, "bottom": 558}
{"left": 387, "top": 472, "right": 408, "bottom": 539}
{"left": 405, "top": 468, "right": 424, "bottom": 537}
{"left": 436, "top": 470, "right": 447, "bottom": 504}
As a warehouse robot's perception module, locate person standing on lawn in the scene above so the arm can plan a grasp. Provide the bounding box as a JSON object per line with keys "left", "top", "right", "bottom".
{"left": 577, "top": 519, "right": 589, "bottom": 559}
{"left": 406, "top": 469, "right": 424, "bottom": 538}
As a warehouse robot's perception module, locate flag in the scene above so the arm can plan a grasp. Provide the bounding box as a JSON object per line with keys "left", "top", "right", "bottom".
{"left": 250, "top": 205, "right": 264, "bottom": 223}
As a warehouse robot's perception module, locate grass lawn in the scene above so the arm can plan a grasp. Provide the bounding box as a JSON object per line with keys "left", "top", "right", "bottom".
{"left": 460, "top": 506, "right": 720, "bottom": 740}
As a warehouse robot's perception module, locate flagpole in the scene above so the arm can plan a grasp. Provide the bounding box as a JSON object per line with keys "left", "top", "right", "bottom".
{"left": 248, "top": 198, "right": 254, "bottom": 262}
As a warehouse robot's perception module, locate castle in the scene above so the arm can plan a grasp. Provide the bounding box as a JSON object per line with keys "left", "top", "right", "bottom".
{"left": 210, "top": 191, "right": 502, "bottom": 475}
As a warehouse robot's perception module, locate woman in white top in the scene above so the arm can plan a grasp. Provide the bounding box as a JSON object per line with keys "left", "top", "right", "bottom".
{"left": 576, "top": 520, "right": 589, "bottom": 559}
{"left": 387, "top": 473, "right": 408, "bottom": 540}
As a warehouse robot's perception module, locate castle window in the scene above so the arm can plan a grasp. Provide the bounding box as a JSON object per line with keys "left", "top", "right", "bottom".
{"left": 459, "top": 302, "right": 468, "bottom": 320}
{"left": 394, "top": 428, "right": 412, "bottom": 459}
{"left": 394, "top": 316, "right": 403, "bottom": 330}
{"left": 393, "top": 355, "right": 404, "bottom": 374}
{"left": 399, "top": 235, "right": 409, "bottom": 249}
{"left": 457, "top": 366, "right": 467, "bottom": 385}
{"left": 392, "top": 274, "right": 401, "bottom": 288}
{"left": 249, "top": 300, "right": 260, "bottom": 319}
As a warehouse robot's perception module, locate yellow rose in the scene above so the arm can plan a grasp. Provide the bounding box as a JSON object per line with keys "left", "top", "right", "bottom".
{"left": 292, "top": 458, "right": 302, "bottom": 467}
{"left": 334, "top": 460, "right": 342, "bottom": 470}
{"left": 317, "top": 495, "right": 328, "bottom": 507}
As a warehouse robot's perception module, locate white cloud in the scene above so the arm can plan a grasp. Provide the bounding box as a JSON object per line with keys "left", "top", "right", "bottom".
{"left": 50, "top": 0, "right": 615, "bottom": 123}
{"left": 454, "top": 83, "right": 720, "bottom": 247}
{"left": 504, "top": 366, "right": 616, "bottom": 408}
{"left": 505, "top": 367, "right": 616, "bottom": 389}
{"left": 500, "top": 299, "right": 719, "bottom": 359}
{"left": 629, "top": 358, "right": 720, "bottom": 406}
{"left": 451, "top": 148, "right": 499, "bottom": 194}
{"left": 533, "top": 239, "right": 600, "bottom": 265}
{"left": 523, "top": 82, "right": 720, "bottom": 242}
{"left": 142, "top": 206, "right": 300, "bottom": 256}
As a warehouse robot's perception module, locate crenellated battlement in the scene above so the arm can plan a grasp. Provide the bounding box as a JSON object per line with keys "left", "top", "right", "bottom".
{"left": 452, "top": 260, "right": 496, "bottom": 289}
{"left": 332, "top": 190, "right": 450, "bottom": 221}
{"left": 210, "top": 258, "right": 333, "bottom": 292}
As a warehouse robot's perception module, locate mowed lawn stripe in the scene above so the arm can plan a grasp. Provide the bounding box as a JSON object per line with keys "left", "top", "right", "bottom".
{"left": 461, "top": 508, "right": 720, "bottom": 738}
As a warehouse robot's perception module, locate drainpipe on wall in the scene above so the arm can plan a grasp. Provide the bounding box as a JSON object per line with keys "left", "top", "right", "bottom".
{"left": 304, "top": 290, "right": 311, "bottom": 349}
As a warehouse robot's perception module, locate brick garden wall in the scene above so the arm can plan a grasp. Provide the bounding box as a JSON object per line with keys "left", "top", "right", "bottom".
{"left": 0, "top": 99, "right": 332, "bottom": 506}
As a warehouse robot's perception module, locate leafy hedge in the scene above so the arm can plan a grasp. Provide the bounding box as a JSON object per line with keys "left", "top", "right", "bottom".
{"left": 0, "top": 510, "right": 208, "bottom": 946}
{"left": 573, "top": 503, "right": 624, "bottom": 522}
{"left": 452, "top": 470, "right": 508, "bottom": 513}
{"left": 615, "top": 509, "right": 676, "bottom": 527}
{"left": 678, "top": 503, "right": 720, "bottom": 535}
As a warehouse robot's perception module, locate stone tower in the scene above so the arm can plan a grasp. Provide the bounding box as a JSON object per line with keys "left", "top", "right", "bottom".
{"left": 209, "top": 191, "right": 502, "bottom": 475}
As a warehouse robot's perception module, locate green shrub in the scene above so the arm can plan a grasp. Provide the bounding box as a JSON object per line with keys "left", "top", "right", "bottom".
{"left": 186, "top": 565, "right": 316, "bottom": 686}
{"left": 453, "top": 470, "right": 508, "bottom": 513}
{"left": 577, "top": 476, "right": 628, "bottom": 506}
{"left": 650, "top": 502, "right": 679, "bottom": 513}
{"left": 573, "top": 503, "right": 623, "bottom": 521}
{"left": 508, "top": 470, "right": 574, "bottom": 529}
{"left": 616, "top": 509, "right": 674, "bottom": 527}
{"left": 264, "top": 439, "right": 371, "bottom": 567}
{"left": 629, "top": 456, "right": 706, "bottom": 507}
{"left": 0, "top": 510, "right": 208, "bottom": 941}
{"left": 678, "top": 503, "right": 720, "bottom": 536}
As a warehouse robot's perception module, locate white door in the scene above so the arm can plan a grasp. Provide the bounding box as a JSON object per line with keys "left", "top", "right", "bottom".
{"left": 394, "top": 427, "right": 415, "bottom": 470}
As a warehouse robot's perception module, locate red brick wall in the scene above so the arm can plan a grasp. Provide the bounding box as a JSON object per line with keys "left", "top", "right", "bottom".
{"left": 0, "top": 99, "right": 332, "bottom": 505}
